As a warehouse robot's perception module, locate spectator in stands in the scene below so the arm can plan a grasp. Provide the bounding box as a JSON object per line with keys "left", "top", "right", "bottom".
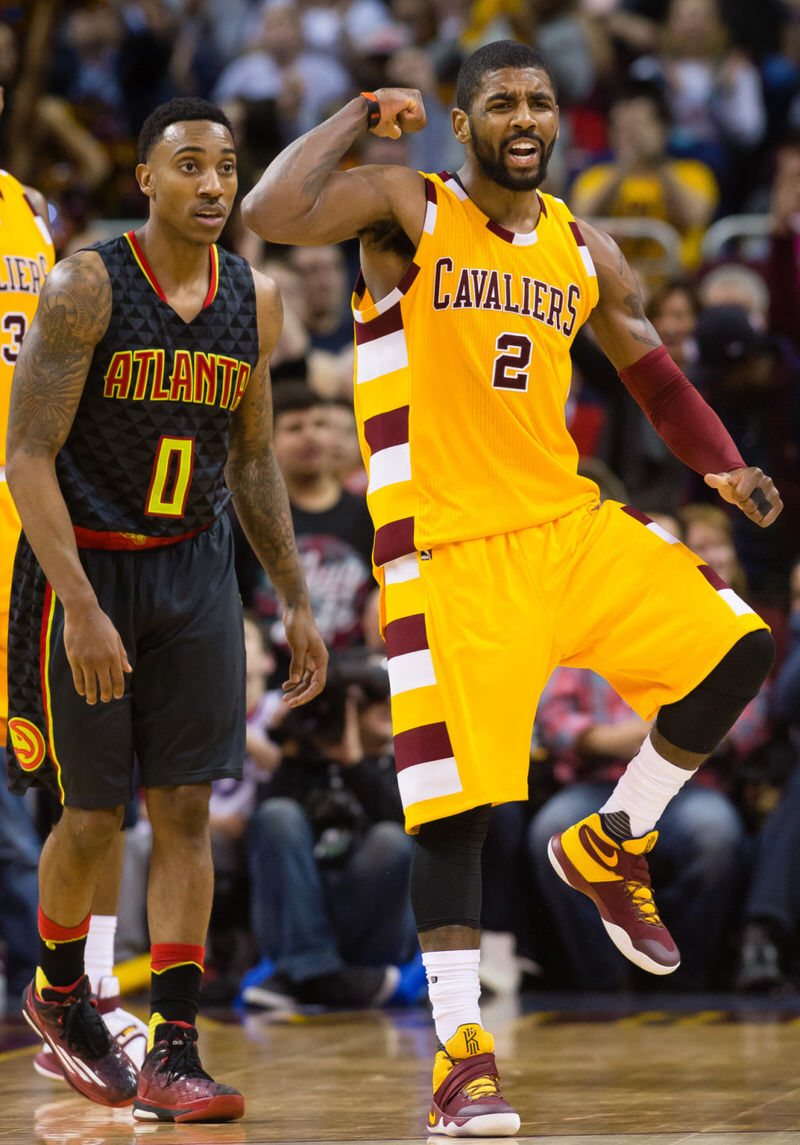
{"left": 698, "top": 264, "right": 771, "bottom": 330}
{"left": 570, "top": 79, "right": 718, "bottom": 272}
{"left": 736, "top": 557, "right": 800, "bottom": 992}
{"left": 692, "top": 304, "right": 800, "bottom": 601}
{"left": 287, "top": 244, "right": 354, "bottom": 354}
{"left": 648, "top": 277, "right": 700, "bottom": 371}
{"left": 243, "top": 661, "right": 417, "bottom": 1010}
{"left": 327, "top": 399, "right": 368, "bottom": 496}
{"left": 212, "top": 2, "right": 352, "bottom": 139}
{"left": 630, "top": 0, "right": 767, "bottom": 211}
{"left": 255, "top": 383, "right": 378, "bottom": 666}
{"left": 764, "top": 140, "right": 800, "bottom": 355}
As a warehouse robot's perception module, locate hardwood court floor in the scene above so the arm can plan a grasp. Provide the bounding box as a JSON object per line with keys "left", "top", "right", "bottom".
{"left": 2, "top": 992, "right": 800, "bottom": 1144}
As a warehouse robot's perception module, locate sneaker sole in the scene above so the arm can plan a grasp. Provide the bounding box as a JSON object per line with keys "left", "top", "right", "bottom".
{"left": 132, "top": 1094, "right": 245, "bottom": 1123}
{"left": 427, "top": 1111, "right": 521, "bottom": 1137}
{"left": 547, "top": 835, "right": 679, "bottom": 976}
{"left": 22, "top": 1005, "right": 136, "bottom": 1107}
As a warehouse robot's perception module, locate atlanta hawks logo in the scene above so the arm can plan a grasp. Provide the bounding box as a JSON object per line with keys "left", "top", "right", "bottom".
{"left": 8, "top": 717, "right": 46, "bottom": 771}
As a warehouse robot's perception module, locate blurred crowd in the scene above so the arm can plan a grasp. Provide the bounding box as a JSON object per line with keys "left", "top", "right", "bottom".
{"left": 4, "top": 0, "right": 800, "bottom": 1008}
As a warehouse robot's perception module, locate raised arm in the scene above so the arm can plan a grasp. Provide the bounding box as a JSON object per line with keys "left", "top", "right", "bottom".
{"left": 6, "top": 251, "right": 132, "bottom": 703}
{"left": 240, "top": 89, "right": 428, "bottom": 248}
{"left": 582, "top": 221, "right": 783, "bottom": 528}
{"left": 227, "top": 270, "right": 327, "bottom": 706}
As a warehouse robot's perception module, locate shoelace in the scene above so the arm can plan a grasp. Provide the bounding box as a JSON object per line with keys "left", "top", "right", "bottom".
{"left": 624, "top": 856, "right": 664, "bottom": 927}
{"left": 463, "top": 1074, "right": 500, "bottom": 1100}
{"left": 61, "top": 995, "right": 113, "bottom": 1060}
{"left": 158, "top": 1032, "right": 214, "bottom": 1086}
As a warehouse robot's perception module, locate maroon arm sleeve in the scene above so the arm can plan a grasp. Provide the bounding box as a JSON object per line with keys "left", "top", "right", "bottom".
{"left": 618, "top": 345, "right": 745, "bottom": 475}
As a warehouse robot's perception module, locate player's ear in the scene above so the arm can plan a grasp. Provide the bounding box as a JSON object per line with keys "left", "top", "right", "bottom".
{"left": 136, "top": 163, "right": 154, "bottom": 199}
{"left": 452, "top": 107, "right": 470, "bottom": 145}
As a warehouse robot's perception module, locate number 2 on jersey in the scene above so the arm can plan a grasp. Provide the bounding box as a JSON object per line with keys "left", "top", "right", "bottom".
{"left": 146, "top": 435, "right": 194, "bottom": 517}
{"left": 492, "top": 332, "right": 532, "bottom": 392}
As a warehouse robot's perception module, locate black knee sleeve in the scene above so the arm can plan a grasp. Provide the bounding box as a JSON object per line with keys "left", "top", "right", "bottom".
{"left": 410, "top": 805, "right": 491, "bottom": 932}
{"left": 656, "top": 629, "right": 775, "bottom": 755}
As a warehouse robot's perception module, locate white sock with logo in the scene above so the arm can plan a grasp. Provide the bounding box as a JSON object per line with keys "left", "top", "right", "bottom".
{"left": 422, "top": 948, "right": 482, "bottom": 1045}
{"left": 599, "top": 736, "right": 695, "bottom": 838}
{"left": 84, "top": 914, "right": 117, "bottom": 994}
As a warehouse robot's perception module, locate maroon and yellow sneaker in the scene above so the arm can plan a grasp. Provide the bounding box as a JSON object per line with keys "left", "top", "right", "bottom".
{"left": 427, "top": 1024, "right": 520, "bottom": 1137}
{"left": 23, "top": 974, "right": 138, "bottom": 1106}
{"left": 133, "top": 1021, "right": 244, "bottom": 1123}
{"left": 547, "top": 812, "right": 680, "bottom": 975}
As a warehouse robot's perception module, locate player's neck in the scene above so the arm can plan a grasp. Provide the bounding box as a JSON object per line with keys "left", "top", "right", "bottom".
{"left": 133, "top": 220, "right": 213, "bottom": 295}
{"left": 456, "top": 162, "right": 543, "bottom": 234}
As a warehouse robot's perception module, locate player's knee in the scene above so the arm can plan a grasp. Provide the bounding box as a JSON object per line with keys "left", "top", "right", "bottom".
{"left": 148, "top": 782, "right": 211, "bottom": 838}
{"left": 59, "top": 804, "right": 125, "bottom": 856}
{"left": 656, "top": 629, "right": 775, "bottom": 755}
{"left": 724, "top": 628, "right": 776, "bottom": 696}
{"left": 411, "top": 805, "right": 491, "bottom": 932}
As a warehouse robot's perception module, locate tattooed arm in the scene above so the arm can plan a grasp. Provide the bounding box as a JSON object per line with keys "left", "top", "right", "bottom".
{"left": 582, "top": 221, "right": 662, "bottom": 368}
{"left": 240, "top": 88, "right": 427, "bottom": 249}
{"left": 227, "top": 271, "right": 327, "bottom": 705}
{"left": 6, "top": 250, "right": 133, "bottom": 703}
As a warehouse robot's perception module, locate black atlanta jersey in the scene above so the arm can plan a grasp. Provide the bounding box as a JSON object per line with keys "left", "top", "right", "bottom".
{"left": 56, "top": 232, "right": 259, "bottom": 541}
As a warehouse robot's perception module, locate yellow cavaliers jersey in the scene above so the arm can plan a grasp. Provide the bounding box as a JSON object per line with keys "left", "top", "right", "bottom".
{"left": 352, "top": 172, "right": 600, "bottom": 570}
{"left": 0, "top": 170, "right": 54, "bottom": 737}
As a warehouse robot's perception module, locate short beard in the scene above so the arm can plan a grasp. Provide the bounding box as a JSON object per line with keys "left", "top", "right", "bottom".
{"left": 470, "top": 123, "right": 553, "bottom": 192}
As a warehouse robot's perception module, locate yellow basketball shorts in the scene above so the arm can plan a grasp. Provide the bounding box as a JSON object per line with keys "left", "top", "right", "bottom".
{"left": 0, "top": 479, "right": 20, "bottom": 737}
{"left": 379, "top": 499, "right": 768, "bottom": 833}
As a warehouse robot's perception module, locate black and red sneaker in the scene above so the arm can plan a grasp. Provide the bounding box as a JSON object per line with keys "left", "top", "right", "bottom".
{"left": 133, "top": 1021, "right": 244, "bottom": 1123}
{"left": 23, "top": 974, "right": 138, "bottom": 1106}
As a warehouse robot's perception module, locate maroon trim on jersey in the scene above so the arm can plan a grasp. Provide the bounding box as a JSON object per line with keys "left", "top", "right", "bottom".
{"left": 621, "top": 505, "right": 652, "bottom": 526}
{"left": 353, "top": 271, "right": 367, "bottom": 303}
{"left": 397, "top": 261, "right": 420, "bottom": 293}
{"left": 354, "top": 301, "right": 404, "bottom": 345}
{"left": 394, "top": 721, "right": 453, "bottom": 772}
{"left": 73, "top": 522, "right": 211, "bottom": 551}
{"left": 374, "top": 516, "right": 415, "bottom": 565}
{"left": 697, "top": 563, "right": 728, "bottom": 591}
{"left": 22, "top": 191, "right": 39, "bottom": 218}
{"left": 384, "top": 613, "right": 428, "bottom": 660}
{"left": 538, "top": 193, "right": 548, "bottom": 217}
{"left": 425, "top": 178, "right": 438, "bottom": 204}
{"left": 568, "top": 220, "right": 586, "bottom": 248}
{"left": 486, "top": 219, "right": 516, "bottom": 243}
{"left": 363, "top": 406, "right": 409, "bottom": 453}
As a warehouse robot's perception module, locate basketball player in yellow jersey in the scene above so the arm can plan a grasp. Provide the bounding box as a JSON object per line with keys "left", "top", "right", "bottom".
{"left": 0, "top": 148, "right": 54, "bottom": 1006}
{"left": 242, "top": 40, "right": 783, "bottom": 1137}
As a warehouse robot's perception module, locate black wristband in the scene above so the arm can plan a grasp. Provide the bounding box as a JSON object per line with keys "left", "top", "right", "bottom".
{"left": 361, "top": 91, "right": 381, "bottom": 130}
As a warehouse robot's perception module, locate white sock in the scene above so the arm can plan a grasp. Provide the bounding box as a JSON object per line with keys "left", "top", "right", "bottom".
{"left": 84, "top": 914, "right": 117, "bottom": 994}
{"left": 599, "top": 737, "right": 694, "bottom": 838}
{"left": 421, "top": 949, "right": 481, "bottom": 1045}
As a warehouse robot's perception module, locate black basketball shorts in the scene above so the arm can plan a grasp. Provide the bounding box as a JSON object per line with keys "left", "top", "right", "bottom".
{"left": 6, "top": 513, "right": 245, "bottom": 808}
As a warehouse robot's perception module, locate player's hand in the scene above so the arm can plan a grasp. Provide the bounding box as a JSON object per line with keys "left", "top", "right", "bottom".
{"left": 281, "top": 604, "right": 328, "bottom": 707}
{"left": 63, "top": 602, "right": 132, "bottom": 705}
{"left": 704, "top": 466, "right": 783, "bottom": 527}
{"left": 369, "top": 88, "right": 427, "bottom": 139}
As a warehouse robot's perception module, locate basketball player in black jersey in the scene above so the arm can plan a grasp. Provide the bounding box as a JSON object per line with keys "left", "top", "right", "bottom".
{"left": 5, "top": 97, "right": 327, "bottom": 1123}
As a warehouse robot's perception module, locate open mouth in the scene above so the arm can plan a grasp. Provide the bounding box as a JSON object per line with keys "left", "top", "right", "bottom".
{"left": 505, "top": 140, "right": 540, "bottom": 166}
